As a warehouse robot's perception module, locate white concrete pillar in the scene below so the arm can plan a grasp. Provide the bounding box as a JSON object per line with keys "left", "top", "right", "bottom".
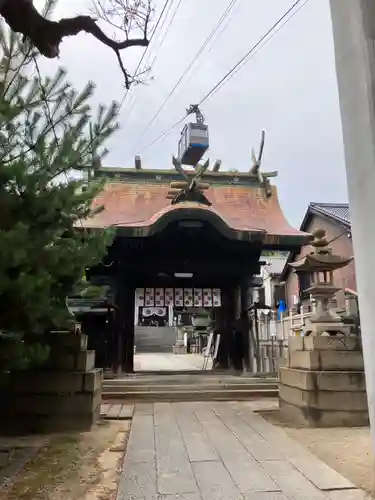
{"left": 329, "top": 0, "right": 375, "bottom": 449}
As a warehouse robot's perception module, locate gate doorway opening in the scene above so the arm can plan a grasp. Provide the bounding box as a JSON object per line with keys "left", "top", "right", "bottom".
{"left": 134, "top": 289, "right": 219, "bottom": 372}
{"left": 80, "top": 164, "right": 308, "bottom": 375}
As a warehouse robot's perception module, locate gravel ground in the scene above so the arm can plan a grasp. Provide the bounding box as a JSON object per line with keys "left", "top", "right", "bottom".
{"left": 260, "top": 406, "right": 373, "bottom": 494}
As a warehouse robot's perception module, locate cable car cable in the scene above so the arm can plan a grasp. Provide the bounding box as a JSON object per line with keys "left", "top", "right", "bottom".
{"left": 201, "top": 0, "right": 309, "bottom": 103}
{"left": 147, "top": 0, "right": 186, "bottom": 70}
{"left": 138, "top": 0, "right": 309, "bottom": 155}
{"left": 198, "top": 0, "right": 307, "bottom": 107}
{"left": 177, "top": 0, "right": 245, "bottom": 93}
{"left": 123, "top": 0, "right": 186, "bottom": 120}
{"left": 200, "top": 0, "right": 309, "bottom": 102}
{"left": 119, "top": 0, "right": 173, "bottom": 111}
{"left": 128, "top": 0, "right": 240, "bottom": 156}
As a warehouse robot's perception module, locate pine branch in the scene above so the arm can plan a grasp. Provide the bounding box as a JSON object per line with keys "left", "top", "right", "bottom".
{"left": 0, "top": 0, "right": 151, "bottom": 88}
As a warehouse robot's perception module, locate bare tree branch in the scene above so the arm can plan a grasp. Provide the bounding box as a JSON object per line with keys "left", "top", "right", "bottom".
{"left": 92, "top": 0, "right": 153, "bottom": 85}
{"left": 0, "top": 0, "right": 153, "bottom": 88}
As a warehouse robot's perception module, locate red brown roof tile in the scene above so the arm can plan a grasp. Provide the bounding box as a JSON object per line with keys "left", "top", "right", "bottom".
{"left": 83, "top": 180, "right": 308, "bottom": 246}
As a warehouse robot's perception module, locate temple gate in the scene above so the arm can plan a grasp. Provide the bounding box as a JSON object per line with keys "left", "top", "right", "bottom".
{"left": 82, "top": 157, "right": 308, "bottom": 373}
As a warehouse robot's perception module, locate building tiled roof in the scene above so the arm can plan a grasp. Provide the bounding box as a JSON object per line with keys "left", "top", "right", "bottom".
{"left": 308, "top": 202, "right": 350, "bottom": 228}
{"left": 280, "top": 201, "right": 350, "bottom": 280}
{"left": 82, "top": 175, "right": 309, "bottom": 247}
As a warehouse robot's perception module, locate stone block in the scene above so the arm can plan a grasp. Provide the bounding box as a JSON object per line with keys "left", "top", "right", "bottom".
{"left": 279, "top": 400, "right": 369, "bottom": 427}
{"left": 279, "top": 383, "right": 367, "bottom": 411}
{"left": 0, "top": 405, "right": 101, "bottom": 434}
{"left": 3, "top": 389, "right": 102, "bottom": 416}
{"left": 4, "top": 371, "right": 85, "bottom": 394}
{"left": 303, "top": 336, "right": 361, "bottom": 351}
{"left": 279, "top": 367, "right": 366, "bottom": 392}
{"left": 280, "top": 368, "right": 314, "bottom": 391}
{"left": 316, "top": 370, "right": 366, "bottom": 391}
{"left": 83, "top": 368, "right": 103, "bottom": 393}
{"left": 288, "top": 336, "right": 304, "bottom": 351}
{"left": 49, "top": 332, "right": 88, "bottom": 352}
{"left": 49, "top": 350, "right": 96, "bottom": 371}
{"left": 289, "top": 349, "right": 364, "bottom": 371}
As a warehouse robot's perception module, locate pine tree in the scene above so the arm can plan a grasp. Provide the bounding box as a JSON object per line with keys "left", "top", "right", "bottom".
{"left": 0, "top": 18, "right": 118, "bottom": 371}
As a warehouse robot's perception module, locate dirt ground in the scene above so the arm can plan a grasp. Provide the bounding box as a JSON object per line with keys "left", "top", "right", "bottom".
{"left": 0, "top": 419, "right": 130, "bottom": 500}
{"left": 260, "top": 408, "right": 373, "bottom": 494}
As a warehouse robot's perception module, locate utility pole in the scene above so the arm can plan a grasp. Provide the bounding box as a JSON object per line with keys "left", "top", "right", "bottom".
{"left": 329, "top": 0, "right": 375, "bottom": 452}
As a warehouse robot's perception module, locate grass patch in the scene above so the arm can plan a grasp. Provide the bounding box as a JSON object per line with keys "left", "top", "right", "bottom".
{"left": 3, "top": 435, "right": 83, "bottom": 499}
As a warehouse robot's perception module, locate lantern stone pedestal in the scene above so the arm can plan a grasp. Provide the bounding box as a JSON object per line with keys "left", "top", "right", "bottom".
{"left": 0, "top": 332, "right": 102, "bottom": 434}
{"left": 279, "top": 335, "right": 368, "bottom": 427}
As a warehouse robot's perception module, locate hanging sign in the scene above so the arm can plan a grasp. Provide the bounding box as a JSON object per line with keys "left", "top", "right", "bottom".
{"left": 212, "top": 288, "right": 221, "bottom": 307}
{"left": 194, "top": 288, "right": 203, "bottom": 307}
{"left": 145, "top": 288, "right": 154, "bottom": 307}
{"left": 203, "top": 288, "right": 213, "bottom": 307}
{"left": 135, "top": 288, "right": 145, "bottom": 307}
{"left": 155, "top": 288, "right": 164, "bottom": 307}
{"left": 165, "top": 288, "right": 174, "bottom": 306}
{"left": 184, "top": 288, "right": 193, "bottom": 307}
{"left": 135, "top": 288, "right": 221, "bottom": 308}
{"left": 174, "top": 288, "right": 184, "bottom": 307}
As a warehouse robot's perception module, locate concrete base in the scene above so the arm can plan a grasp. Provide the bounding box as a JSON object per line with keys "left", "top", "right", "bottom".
{"left": 279, "top": 399, "right": 369, "bottom": 427}
{"left": 0, "top": 333, "right": 103, "bottom": 434}
{"left": 279, "top": 334, "right": 368, "bottom": 427}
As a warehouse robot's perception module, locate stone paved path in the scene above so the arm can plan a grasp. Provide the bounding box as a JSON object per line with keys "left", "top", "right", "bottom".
{"left": 116, "top": 401, "right": 369, "bottom": 500}
{"left": 134, "top": 353, "right": 212, "bottom": 372}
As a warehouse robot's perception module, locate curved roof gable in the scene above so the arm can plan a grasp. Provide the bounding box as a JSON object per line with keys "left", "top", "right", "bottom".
{"left": 82, "top": 168, "right": 309, "bottom": 249}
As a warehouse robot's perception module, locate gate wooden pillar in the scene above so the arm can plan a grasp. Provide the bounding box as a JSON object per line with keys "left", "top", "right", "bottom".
{"left": 123, "top": 282, "right": 135, "bottom": 373}
{"left": 240, "top": 280, "right": 252, "bottom": 371}
{"left": 215, "top": 287, "right": 235, "bottom": 370}
{"left": 114, "top": 277, "right": 135, "bottom": 373}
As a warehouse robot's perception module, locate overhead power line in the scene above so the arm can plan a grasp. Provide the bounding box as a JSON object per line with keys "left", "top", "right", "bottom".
{"left": 128, "top": 0, "right": 240, "bottom": 156}
{"left": 138, "top": 0, "right": 309, "bottom": 155}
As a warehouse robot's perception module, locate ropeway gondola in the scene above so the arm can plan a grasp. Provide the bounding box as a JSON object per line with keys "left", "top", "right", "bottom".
{"left": 178, "top": 104, "right": 209, "bottom": 167}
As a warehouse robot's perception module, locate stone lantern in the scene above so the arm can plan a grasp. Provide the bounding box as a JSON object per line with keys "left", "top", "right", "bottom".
{"left": 279, "top": 229, "right": 367, "bottom": 427}
{"left": 289, "top": 229, "right": 353, "bottom": 336}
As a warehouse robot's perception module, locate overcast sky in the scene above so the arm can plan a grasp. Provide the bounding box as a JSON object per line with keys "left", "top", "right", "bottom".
{"left": 36, "top": 0, "right": 348, "bottom": 228}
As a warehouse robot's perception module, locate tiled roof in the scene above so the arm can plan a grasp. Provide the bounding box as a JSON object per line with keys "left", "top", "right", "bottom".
{"left": 309, "top": 202, "right": 350, "bottom": 227}
{"left": 83, "top": 180, "right": 309, "bottom": 246}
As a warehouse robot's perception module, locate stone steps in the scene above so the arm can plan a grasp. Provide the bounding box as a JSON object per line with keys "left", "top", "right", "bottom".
{"left": 104, "top": 383, "right": 277, "bottom": 392}
{"left": 102, "top": 375, "right": 278, "bottom": 402}
{"left": 135, "top": 326, "right": 176, "bottom": 353}
{"left": 102, "top": 387, "right": 278, "bottom": 402}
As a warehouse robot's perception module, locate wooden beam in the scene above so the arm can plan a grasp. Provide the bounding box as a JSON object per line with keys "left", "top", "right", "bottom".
{"left": 195, "top": 182, "right": 210, "bottom": 190}
{"left": 167, "top": 188, "right": 182, "bottom": 196}
{"left": 170, "top": 181, "right": 189, "bottom": 189}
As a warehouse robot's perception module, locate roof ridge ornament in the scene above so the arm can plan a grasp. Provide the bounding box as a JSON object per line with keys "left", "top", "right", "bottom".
{"left": 249, "top": 130, "right": 274, "bottom": 198}
{"left": 166, "top": 156, "right": 211, "bottom": 206}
